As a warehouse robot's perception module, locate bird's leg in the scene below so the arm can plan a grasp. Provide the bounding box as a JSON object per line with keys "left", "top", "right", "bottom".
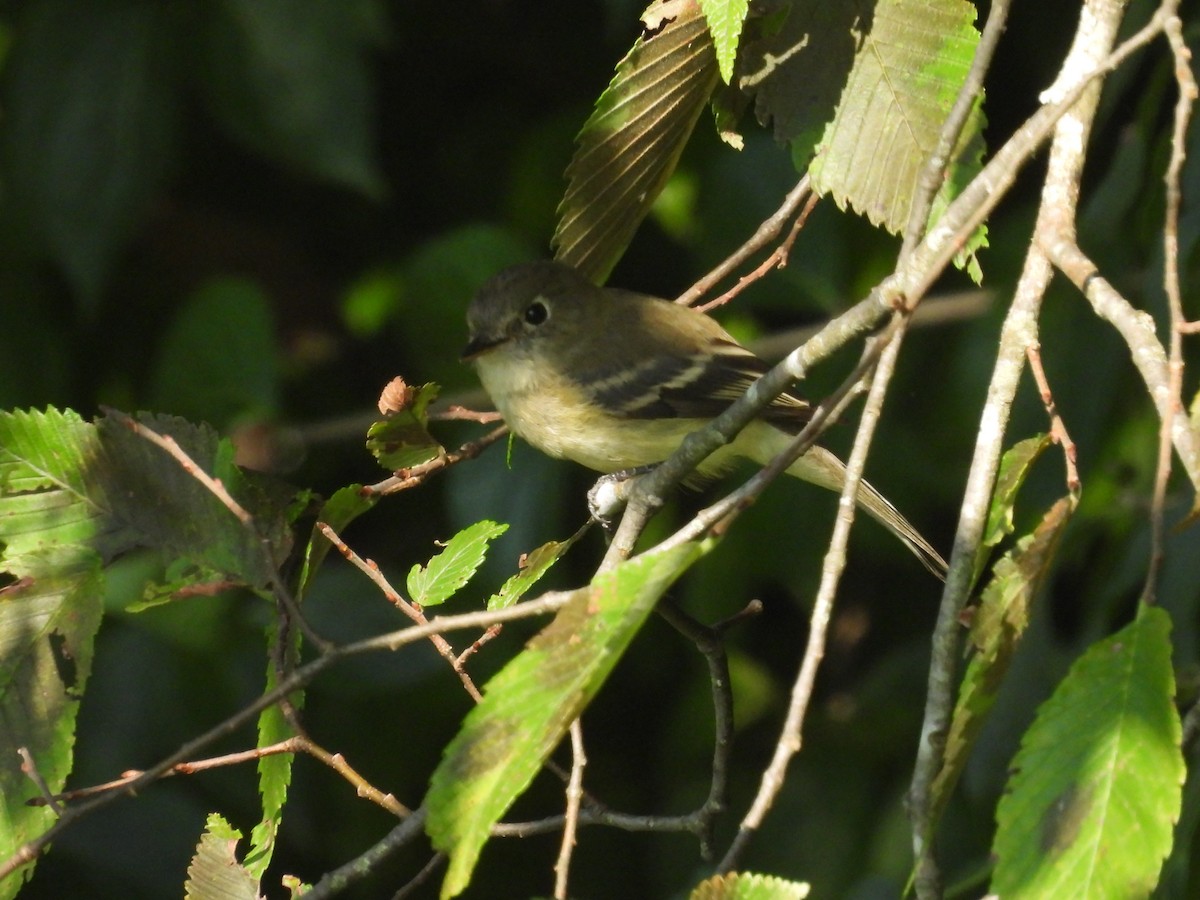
{"left": 587, "top": 465, "right": 657, "bottom": 534}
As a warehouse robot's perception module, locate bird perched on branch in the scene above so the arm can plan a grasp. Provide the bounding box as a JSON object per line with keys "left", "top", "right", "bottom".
{"left": 463, "top": 259, "right": 946, "bottom": 577}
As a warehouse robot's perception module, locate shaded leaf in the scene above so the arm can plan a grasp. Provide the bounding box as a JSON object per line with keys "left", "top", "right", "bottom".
{"left": 929, "top": 496, "right": 1074, "bottom": 826}
{"left": 298, "top": 485, "right": 377, "bottom": 601}
{"left": 739, "top": 1, "right": 868, "bottom": 160}
{"left": 196, "top": 0, "right": 386, "bottom": 197}
{"left": 0, "top": 0, "right": 178, "bottom": 306}
{"left": 184, "top": 813, "right": 261, "bottom": 900}
{"left": 366, "top": 382, "right": 444, "bottom": 472}
{"left": 426, "top": 540, "right": 706, "bottom": 898}
{"left": 408, "top": 520, "right": 508, "bottom": 609}
{"left": 983, "top": 435, "right": 1052, "bottom": 550}
{"left": 553, "top": 0, "right": 720, "bottom": 283}
{"left": 991, "top": 607, "right": 1183, "bottom": 898}
{"left": 0, "top": 565, "right": 103, "bottom": 899}
{"left": 150, "top": 278, "right": 280, "bottom": 427}
{"left": 742, "top": 0, "right": 984, "bottom": 268}
{"left": 93, "top": 411, "right": 293, "bottom": 586}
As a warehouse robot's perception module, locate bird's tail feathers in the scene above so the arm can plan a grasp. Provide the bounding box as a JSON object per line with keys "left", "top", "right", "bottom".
{"left": 740, "top": 426, "right": 947, "bottom": 579}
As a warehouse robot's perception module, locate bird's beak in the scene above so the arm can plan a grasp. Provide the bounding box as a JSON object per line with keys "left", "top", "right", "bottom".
{"left": 460, "top": 333, "right": 506, "bottom": 362}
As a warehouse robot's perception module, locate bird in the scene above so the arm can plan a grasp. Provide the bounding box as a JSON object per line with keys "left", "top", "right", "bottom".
{"left": 462, "top": 259, "right": 946, "bottom": 577}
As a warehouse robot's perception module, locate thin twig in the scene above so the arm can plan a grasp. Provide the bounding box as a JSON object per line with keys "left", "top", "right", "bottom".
{"left": 901, "top": 0, "right": 1013, "bottom": 260}
{"left": 305, "top": 808, "right": 430, "bottom": 900}
{"left": 102, "top": 407, "right": 333, "bottom": 653}
{"left": 1026, "top": 343, "right": 1080, "bottom": 493}
{"left": 390, "top": 852, "right": 447, "bottom": 900}
{"left": 719, "top": 314, "right": 912, "bottom": 872}
{"left": 1142, "top": 10, "right": 1197, "bottom": 605}
{"left": 675, "top": 176, "right": 812, "bottom": 307}
{"left": 0, "top": 591, "right": 575, "bottom": 881}
{"left": 695, "top": 191, "right": 821, "bottom": 313}
{"left": 910, "top": 2, "right": 1145, "bottom": 894}
{"left": 318, "top": 521, "right": 484, "bottom": 701}
{"left": 17, "top": 749, "right": 62, "bottom": 815}
{"left": 365, "top": 425, "right": 509, "bottom": 496}
{"left": 656, "top": 600, "right": 740, "bottom": 859}
{"left": 554, "top": 720, "right": 587, "bottom": 900}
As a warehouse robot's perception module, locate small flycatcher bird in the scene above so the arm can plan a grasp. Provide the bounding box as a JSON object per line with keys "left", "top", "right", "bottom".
{"left": 462, "top": 260, "right": 946, "bottom": 577}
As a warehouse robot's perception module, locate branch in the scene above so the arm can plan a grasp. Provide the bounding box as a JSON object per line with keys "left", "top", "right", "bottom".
{"left": 908, "top": 1, "right": 1149, "bottom": 894}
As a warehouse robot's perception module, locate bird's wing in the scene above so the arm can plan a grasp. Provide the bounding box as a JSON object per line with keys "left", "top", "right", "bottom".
{"left": 583, "top": 338, "right": 811, "bottom": 433}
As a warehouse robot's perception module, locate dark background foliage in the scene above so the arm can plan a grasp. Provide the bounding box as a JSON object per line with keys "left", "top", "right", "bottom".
{"left": 2, "top": 0, "right": 1198, "bottom": 897}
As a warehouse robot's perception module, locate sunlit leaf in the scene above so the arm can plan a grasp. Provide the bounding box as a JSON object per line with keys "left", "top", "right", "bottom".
{"left": 691, "top": 871, "right": 811, "bottom": 899}
{"left": 699, "top": 0, "right": 749, "bottom": 83}
{"left": 184, "top": 813, "right": 261, "bottom": 900}
{"left": 487, "top": 526, "right": 586, "bottom": 611}
{"left": 991, "top": 607, "right": 1183, "bottom": 898}
{"left": 408, "top": 520, "right": 509, "bottom": 608}
{"left": 553, "top": 0, "right": 719, "bottom": 283}
{"left": 742, "top": 0, "right": 985, "bottom": 272}
{"left": 426, "top": 540, "right": 706, "bottom": 898}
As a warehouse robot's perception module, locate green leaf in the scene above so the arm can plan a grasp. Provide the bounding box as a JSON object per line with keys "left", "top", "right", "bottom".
{"left": 127, "top": 559, "right": 238, "bottom": 613}
{"left": 808, "top": 0, "right": 983, "bottom": 237}
{"left": 426, "top": 540, "right": 707, "bottom": 898}
{"left": 408, "top": 520, "right": 509, "bottom": 608}
{"left": 691, "top": 871, "right": 811, "bottom": 899}
{"left": 742, "top": 0, "right": 985, "bottom": 267}
{"left": 93, "top": 411, "right": 294, "bottom": 587}
{"left": 244, "top": 626, "right": 302, "bottom": 880}
{"left": 991, "top": 607, "right": 1183, "bottom": 898}
{"left": 184, "top": 813, "right": 261, "bottom": 900}
{"left": 297, "top": 485, "right": 378, "bottom": 601}
{"left": 739, "top": 2, "right": 877, "bottom": 164}
{"left": 196, "top": 0, "right": 386, "bottom": 197}
{"left": 487, "top": 528, "right": 585, "bottom": 611}
{"left": 366, "top": 382, "right": 444, "bottom": 471}
{"left": 0, "top": 564, "right": 104, "bottom": 899}
{"left": 553, "top": 1, "right": 720, "bottom": 283}
{"left": 983, "top": 435, "right": 1053, "bottom": 550}
{"left": 0, "top": 408, "right": 138, "bottom": 575}
{"left": 700, "top": 0, "right": 750, "bottom": 84}
{"left": 150, "top": 278, "right": 280, "bottom": 428}
{"left": 0, "top": 0, "right": 178, "bottom": 306}
{"left": 928, "top": 496, "right": 1074, "bottom": 827}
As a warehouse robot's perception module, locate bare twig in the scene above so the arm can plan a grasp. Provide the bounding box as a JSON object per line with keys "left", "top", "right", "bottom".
{"left": 0, "top": 591, "right": 575, "bottom": 881}
{"left": 1026, "top": 343, "right": 1081, "bottom": 493}
{"left": 901, "top": 0, "right": 1013, "bottom": 259}
{"left": 305, "top": 808, "right": 431, "bottom": 900}
{"left": 17, "top": 749, "right": 61, "bottom": 815}
{"left": 390, "top": 852, "right": 447, "bottom": 900}
{"left": 910, "top": 2, "right": 1147, "bottom": 894}
{"left": 719, "top": 314, "right": 913, "bottom": 871}
{"left": 656, "top": 599, "right": 741, "bottom": 858}
{"left": 554, "top": 720, "right": 587, "bottom": 899}
{"left": 695, "top": 190, "right": 821, "bottom": 313}
{"left": 365, "top": 425, "right": 509, "bottom": 496}
{"left": 676, "top": 176, "right": 812, "bottom": 307}
{"left": 1142, "top": 10, "right": 1197, "bottom": 603}
{"left": 317, "top": 521, "right": 484, "bottom": 701}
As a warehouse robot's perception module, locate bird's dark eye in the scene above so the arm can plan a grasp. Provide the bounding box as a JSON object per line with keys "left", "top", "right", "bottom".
{"left": 524, "top": 301, "right": 548, "bottom": 325}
